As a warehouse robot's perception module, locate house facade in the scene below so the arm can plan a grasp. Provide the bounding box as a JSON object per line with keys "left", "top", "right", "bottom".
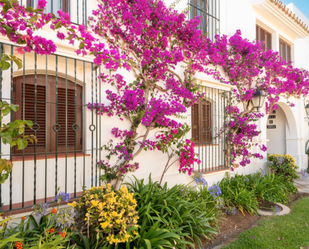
{"left": 0, "top": 0, "right": 309, "bottom": 213}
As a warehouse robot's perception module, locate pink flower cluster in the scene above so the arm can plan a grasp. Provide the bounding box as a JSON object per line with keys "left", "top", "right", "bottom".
{"left": 179, "top": 140, "right": 201, "bottom": 176}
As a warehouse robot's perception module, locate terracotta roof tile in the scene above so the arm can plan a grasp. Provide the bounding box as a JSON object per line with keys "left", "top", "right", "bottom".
{"left": 269, "top": 0, "right": 309, "bottom": 35}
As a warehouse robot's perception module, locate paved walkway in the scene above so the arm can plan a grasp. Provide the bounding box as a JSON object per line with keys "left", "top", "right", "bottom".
{"left": 294, "top": 172, "right": 309, "bottom": 193}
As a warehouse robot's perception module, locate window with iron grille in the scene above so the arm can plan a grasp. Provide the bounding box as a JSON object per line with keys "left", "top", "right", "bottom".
{"left": 279, "top": 39, "right": 291, "bottom": 63}
{"left": 191, "top": 100, "right": 212, "bottom": 145}
{"left": 13, "top": 75, "right": 83, "bottom": 154}
{"left": 188, "top": 0, "right": 220, "bottom": 41}
{"left": 27, "top": 0, "right": 69, "bottom": 13}
{"left": 256, "top": 25, "right": 272, "bottom": 50}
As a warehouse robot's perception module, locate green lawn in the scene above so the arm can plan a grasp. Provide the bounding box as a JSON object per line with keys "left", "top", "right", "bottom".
{"left": 223, "top": 197, "right": 309, "bottom": 249}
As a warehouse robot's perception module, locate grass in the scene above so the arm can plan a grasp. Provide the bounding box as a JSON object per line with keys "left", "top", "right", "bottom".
{"left": 223, "top": 197, "right": 309, "bottom": 249}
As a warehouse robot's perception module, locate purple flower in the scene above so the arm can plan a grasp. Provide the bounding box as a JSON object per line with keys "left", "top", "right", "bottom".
{"left": 208, "top": 185, "right": 222, "bottom": 197}
{"left": 53, "top": 191, "right": 70, "bottom": 203}
{"left": 32, "top": 203, "right": 49, "bottom": 216}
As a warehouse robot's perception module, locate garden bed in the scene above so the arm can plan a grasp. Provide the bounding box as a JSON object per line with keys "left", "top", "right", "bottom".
{"left": 201, "top": 192, "right": 306, "bottom": 249}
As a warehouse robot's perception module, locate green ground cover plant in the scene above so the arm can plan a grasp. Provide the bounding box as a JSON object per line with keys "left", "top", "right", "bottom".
{"left": 223, "top": 197, "right": 309, "bottom": 249}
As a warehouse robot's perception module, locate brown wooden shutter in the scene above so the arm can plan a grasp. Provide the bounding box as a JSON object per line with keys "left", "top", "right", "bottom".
{"left": 55, "top": 84, "right": 82, "bottom": 152}
{"left": 14, "top": 75, "right": 83, "bottom": 155}
{"left": 260, "top": 28, "right": 265, "bottom": 50}
{"left": 266, "top": 32, "right": 272, "bottom": 50}
{"left": 287, "top": 44, "right": 291, "bottom": 62}
{"left": 13, "top": 76, "right": 47, "bottom": 154}
{"left": 192, "top": 103, "right": 199, "bottom": 144}
{"left": 62, "top": 0, "right": 69, "bottom": 13}
{"left": 204, "top": 102, "right": 212, "bottom": 143}
{"left": 256, "top": 25, "right": 272, "bottom": 50}
{"left": 49, "top": 77, "right": 82, "bottom": 153}
{"left": 192, "top": 101, "right": 212, "bottom": 145}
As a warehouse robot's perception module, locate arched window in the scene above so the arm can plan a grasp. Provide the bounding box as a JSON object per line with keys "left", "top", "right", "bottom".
{"left": 13, "top": 75, "right": 83, "bottom": 154}
{"left": 191, "top": 100, "right": 212, "bottom": 145}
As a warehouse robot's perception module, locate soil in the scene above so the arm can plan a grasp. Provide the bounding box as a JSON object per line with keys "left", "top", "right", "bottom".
{"left": 199, "top": 193, "right": 309, "bottom": 249}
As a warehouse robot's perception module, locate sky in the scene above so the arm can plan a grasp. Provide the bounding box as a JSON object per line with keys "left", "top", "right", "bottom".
{"left": 281, "top": 0, "right": 309, "bottom": 19}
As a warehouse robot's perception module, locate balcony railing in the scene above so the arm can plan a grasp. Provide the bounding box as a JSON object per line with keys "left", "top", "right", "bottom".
{"left": 20, "top": 0, "right": 88, "bottom": 26}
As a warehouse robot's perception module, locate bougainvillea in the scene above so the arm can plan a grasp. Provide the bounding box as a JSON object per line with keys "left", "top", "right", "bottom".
{"left": 1, "top": 0, "right": 309, "bottom": 186}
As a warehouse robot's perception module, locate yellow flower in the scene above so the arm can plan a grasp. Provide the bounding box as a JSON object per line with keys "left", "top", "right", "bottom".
{"left": 100, "top": 221, "right": 109, "bottom": 229}
{"left": 68, "top": 201, "right": 76, "bottom": 207}
{"left": 98, "top": 202, "right": 105, "bottom": 210}
{"left": 91, "top": 200, "right": 99, "bottom": 207}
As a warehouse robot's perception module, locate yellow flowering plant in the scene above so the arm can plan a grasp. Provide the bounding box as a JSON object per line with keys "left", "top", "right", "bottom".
{"left": 267, "top": 154, "right": 298, "bottom": 181}
{"left": 69, "top": 184, "right": 139, "bottom": 245}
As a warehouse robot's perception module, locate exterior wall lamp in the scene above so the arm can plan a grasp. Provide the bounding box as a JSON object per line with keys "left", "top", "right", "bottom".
{"left": 252, "top": 89, "right": 266, "bottom": 112}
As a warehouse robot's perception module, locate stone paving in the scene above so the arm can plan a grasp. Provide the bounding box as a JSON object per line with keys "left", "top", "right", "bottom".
{"left": 294, "top": 172, "right": 309, "bottom": 194}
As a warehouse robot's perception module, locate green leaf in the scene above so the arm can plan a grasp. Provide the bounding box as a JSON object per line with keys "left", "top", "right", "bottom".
{"left": 79, "top": 42, "right": 85, "bottom": 49}
{"left": 2, "top": 24, "right": 12, "bottom": 36}
{"left": 24, "top": 120, "right": 33, "bottom": 128}
{"left": 1, "top": 61, "right": 10, "bottom": 70}
{"left": 0, "top": 132, "right": 13, "bottom": 144}
{"left": 55, "top": 21, "right": 62, "bottom": 29}
{"left": 2, "top": 3, "right": 11, "bottom": 15}
{"left": 2, "top": 105, "right": 11, "bottom": 116}
{"left": 13, "top": 58, "right": 23, "bottom": 70}
{"left": 10, "top": 103, "right": 19, "bottom": 112}
{"left": 16, "top": 138, "right": 27, "bottom": 150}
{"left": 30, "top": 14, "right": 38, "bottom": 23}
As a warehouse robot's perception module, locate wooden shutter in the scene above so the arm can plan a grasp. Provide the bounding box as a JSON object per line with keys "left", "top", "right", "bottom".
{"left": 260, "top": 28, "right": 265, "bottom": 50}
{"left": 192, "top": 101, "right": 212, "bottom": 145}
{"left": 192, "top": 103, "right": 199, "bottom": 143}
{"left": 266, "top": 32, "right": 272, "bottom": 50}
{"left": 13, "top": 75, "right": 83, "bottom": 155}
{"left": 55, "top": 83, "right": 82, "bottom": 152}
{"left": 256, "top": 25, "right": 272, "bottom": 50}
{"left": 279, "top": 39, "right": 291, "bottom": 62}
{"left": 287, "top": 44, "right": 291, "bottom": 62}
{"left": 13, "top": 76, "right": 47, "bottom": 154}
{"left": 49, "top": 76, "right": 83, "bottom": 152}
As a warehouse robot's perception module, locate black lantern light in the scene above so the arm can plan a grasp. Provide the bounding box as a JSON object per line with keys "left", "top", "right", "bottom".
{"left": 252, "top": 89, "right": 266, "bottom": 112}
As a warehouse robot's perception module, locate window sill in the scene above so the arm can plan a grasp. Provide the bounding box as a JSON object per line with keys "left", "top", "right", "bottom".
{"left": 12, "top": 152, "right": 90, "bottom": 162}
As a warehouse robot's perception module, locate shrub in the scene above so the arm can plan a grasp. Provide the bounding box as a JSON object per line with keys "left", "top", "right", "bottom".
{"left": 245, "top": 172, "right": 297, "bottom": 204}
{"left": 219, "top": 176, "right": 259, "bottom": 215}
{"left": 267, "top": 154, "right": 298, "bottom": 181}
{"left": 70, "top": 184, "right": 139, "bottom": 246}
{"left": 126, "top": 176, "right": 221, "bottom": 248}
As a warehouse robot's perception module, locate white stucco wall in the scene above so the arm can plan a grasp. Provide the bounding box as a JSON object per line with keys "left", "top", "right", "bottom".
{"left": 1, "top": 0, "right": 309, "bottom": 210}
